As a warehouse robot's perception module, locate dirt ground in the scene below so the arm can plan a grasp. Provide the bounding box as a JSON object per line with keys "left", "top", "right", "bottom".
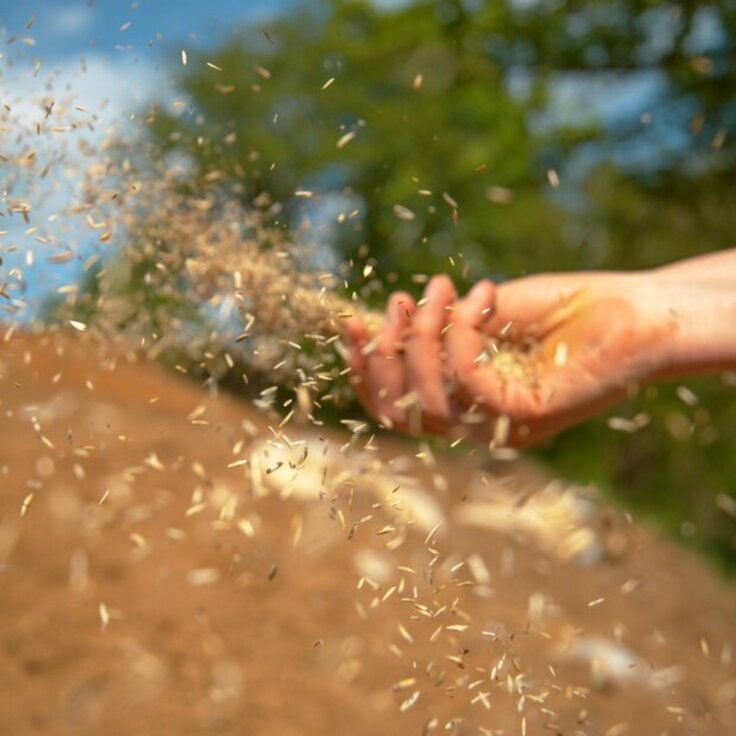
{"left": 0, "top": 330, "right": 734, "bottom": 735}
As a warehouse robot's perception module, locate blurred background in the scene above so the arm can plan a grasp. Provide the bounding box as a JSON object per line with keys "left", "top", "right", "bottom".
{"left": 2, "top": 0, "right": 735, "bottom": 571}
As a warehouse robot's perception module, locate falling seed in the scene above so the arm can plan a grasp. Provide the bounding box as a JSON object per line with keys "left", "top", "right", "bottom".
{"left": 69, "top": 320, "right": 87, "bottom": 332}
{"left": 322, "top": 77, "right": 335, "bottom": 90}
{"left": 424, "top": 520, "right": 443, "bottom": 545}
{"left": 398, "top": 624, "right": 414, "bottom": 644}
{"left": 185, "top": 502, "right": 207, "bottom": 517}
{"left": 715, "top": 493, "right": 736, "bottom": 518}
{"left": 393, "top": 204, "right": 415, "bottom": 221}
{"left": 337, "top": 131, "right": 356, "bottom": 149}
{"left": 701, "top": 637, "right": 710, "bottom": 658}
{"left": 187, "top": 568, "right": 221, "bottom": 586}
{"left": 608, "top": 417, "right": 639, "bottom": 433}
{"left": 546, "top": 169, "right": 560, "bottom": 187}
{"left": 399, "top": 691, "right": 420, "bottom": 712}
{"left": 442, "top": 192, "right": 458, "bottom": 209}
{"left": 620, "top": 578, "right": 642, "bottom": 595}
{"left": 553, "top": 341, "right": 568, "bottom": 367}
{"left": 49, "top": 250, "right": 74, "bottom": 264}
{"left": 20, "top": 493, "right": 34, "bottom": 517}
{"left": 486, "top": 186, "right": 514, "bottom": 204}
{"left": 99, "top": 602, "right": 110, "bottom": 631}
{"left": 181, "top": 50, "right": 188, "bottom": 65}
{"left": 492, "top": 415, "right": 510, "bottom": 447}
{"left": 676, "top": 385, "right": 698, "bottom": 407}
{"left": 711, "top": 127, "right": 727, "bottom": 150}
{"left": 412, "top": 73, "right": 423, "bottom": 90}
{"left": 129, "top": 533, "right": 147, "bottom": 548}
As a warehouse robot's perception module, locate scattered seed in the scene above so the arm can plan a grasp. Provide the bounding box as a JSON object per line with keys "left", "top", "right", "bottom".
{"left": 337, "top": 130, "right": 356, "bottom": 149}
{"left": 99, "top": 602, "right": 110, "bottom": 631}
{"left": 392, "top": 204, "right": 415, "bottom": 221}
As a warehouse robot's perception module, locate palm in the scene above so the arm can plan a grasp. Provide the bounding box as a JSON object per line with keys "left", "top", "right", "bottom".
{"left": 454, "top": 276, "right": 667, "bottom": 444}
{"left": 346, "top": 273, "right": 671, "bottom": 447}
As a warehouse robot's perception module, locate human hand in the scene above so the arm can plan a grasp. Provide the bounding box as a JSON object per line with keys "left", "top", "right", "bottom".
{"left": 344, "top": 270, "right": 679, "bottom": 447}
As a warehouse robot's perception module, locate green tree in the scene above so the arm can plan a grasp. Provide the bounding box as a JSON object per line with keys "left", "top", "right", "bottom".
{"left": 70, "top": 0, "right": 736, "bottom": 568}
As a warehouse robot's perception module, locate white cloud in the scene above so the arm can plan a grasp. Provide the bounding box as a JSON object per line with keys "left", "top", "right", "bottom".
{"left": 6, "top": 55, "right": 159, "bottom": 127}
{"left": 44, "top": 3, "right": 94, "bottom": 38}
{"left": 1, "top": 53, "right": 162, "bottom": 319}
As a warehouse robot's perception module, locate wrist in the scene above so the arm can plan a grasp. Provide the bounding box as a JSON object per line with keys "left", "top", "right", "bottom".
{"left": 644, "top": 267, "right": 736, "bottom": 378}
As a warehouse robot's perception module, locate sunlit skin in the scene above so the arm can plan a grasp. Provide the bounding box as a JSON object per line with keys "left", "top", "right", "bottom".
{"left": 345, "top": 251, "right": 736, "bottom": 448}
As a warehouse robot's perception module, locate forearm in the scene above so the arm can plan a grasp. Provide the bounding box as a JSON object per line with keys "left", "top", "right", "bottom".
{"left": 647, "top": 251, "right": 736, "bottom": 377}
{"left": 655, "top": 248, "right": 736, "bottom": 281}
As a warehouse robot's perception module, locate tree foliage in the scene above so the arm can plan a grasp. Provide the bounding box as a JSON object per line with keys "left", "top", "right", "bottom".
{"left": 73, "top": 0, "right": 736, "bottom": 568}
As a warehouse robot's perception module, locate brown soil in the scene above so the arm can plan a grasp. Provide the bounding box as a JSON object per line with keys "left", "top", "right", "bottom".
{"left": 1, "top": 331, "right": 734, "bottom": 736}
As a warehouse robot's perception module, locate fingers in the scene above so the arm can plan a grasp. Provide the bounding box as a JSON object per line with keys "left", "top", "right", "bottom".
{"left": 371, "top": 291, "right": 416, "bottom": 427}
{"left": 344, "top": 314, "right": 380, "bottom": 421}
{"left": 345, "top": 292, "right": 416, "bottom": 429}
{"left": 454, "top": 279, "right": 497, "bottom": 330}
{"left": 349, "top": 277, "right": 504, "bottom": 436}
{"left": 446, "top": 279, "right": 509, "bottom": 413}
{"left": 447, "top": 280, "right": 568, "bottom": 445}
{"left": 349, "top": 276, "right": 533, "bottom": 441}
{"left": 348, "top": 276, "right": 611, "bottom": 449}
{"left": 405, "top": 275, "right": 456, "bottom": 431}
{"left": 445, "top": 279, "right": 496, "bottom": 379}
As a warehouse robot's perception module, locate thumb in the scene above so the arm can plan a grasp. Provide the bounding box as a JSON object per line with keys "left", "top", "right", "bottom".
{"left": 446, "top": 280, "right": 543, "bottom": 419}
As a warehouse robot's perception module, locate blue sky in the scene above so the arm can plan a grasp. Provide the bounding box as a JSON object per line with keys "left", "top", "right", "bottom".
{"left": 1, "top": 2, "right": 721, "bottom": 319}
{"left": 0, "top": 1, "right": 288, "bottom": 60}
{"left": 0, "top": 0, "right": 292, "bottom": 117}
{"left": 1, "top": 0, "right": 293, "bottom": 318}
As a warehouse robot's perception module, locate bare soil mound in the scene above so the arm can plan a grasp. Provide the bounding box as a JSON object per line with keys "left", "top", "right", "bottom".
{"left": 1, "top": 331, "right": 734, "bottom": 735}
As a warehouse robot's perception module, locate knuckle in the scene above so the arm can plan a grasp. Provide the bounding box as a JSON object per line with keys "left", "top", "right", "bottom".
{"left": 374, "top": 339, "right": 399, "bottom": 359}
{"left": 389, "top": 291, "right": 414, "bottom": 311}
{"left": 411, "top": 318, "right": 437, "bottom": 340}
{"left": 419, "top": 392, "right": 451, "bottom": 423}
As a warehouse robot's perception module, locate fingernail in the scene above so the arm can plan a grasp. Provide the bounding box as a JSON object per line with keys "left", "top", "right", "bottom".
{"left": 468, "top": 280, "right": 491, "bottom": 302}
{"left": 388, "top": 302, "right": 400, "bottom": 325}
{"left": 385, "top": 295, "right": 398, "bottom": 322}
{"left": 425, "top": 277, "right": 443, "bottom": 300}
